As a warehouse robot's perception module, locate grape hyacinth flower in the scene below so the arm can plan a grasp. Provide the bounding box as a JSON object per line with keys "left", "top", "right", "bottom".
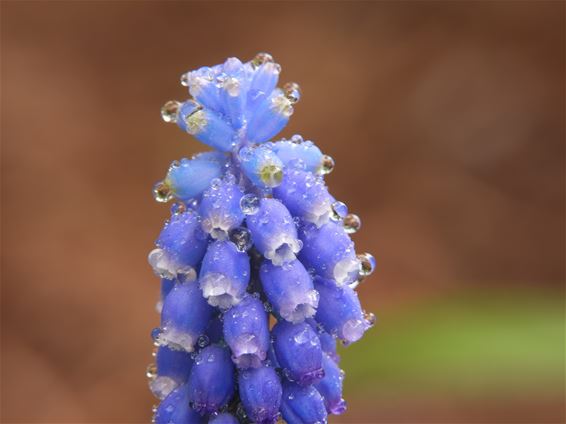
{"left": 148, "top": 53, "right": 377, "bottom": 423}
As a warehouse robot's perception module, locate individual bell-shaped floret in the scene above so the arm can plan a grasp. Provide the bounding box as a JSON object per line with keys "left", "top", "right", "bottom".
{"left": 163, "top": 152, "right": 227, "bottom": 202}
{"left": 271, "top": 138, "right": 324, "bottom": 174}
{"left": 149, "top": 345, "right": 194, "bottom": 400}
{"left": 246, "top": 60, "right": 280, "bottom": 117}
{"left": 246, "top": 198, "right": 302, "bottom": 266}
{"left": 223, "top": 295, "right": 270, "bottom": 369}
{"left": 306, "top": 318, "right": 339, "bottom": 363}
{"left": 199, "top": 240, "right": 250, "bottom": 309}
{"left": 299, "top": 220, "right": 359, "bottom": 286}
{"left": 238, "top": 365, "right": 283, "bottom": 424}
{"left": 149, "top": 210, "right": 208, "bottom": 281}
{"left": 247, "top": 89, "right": 293, "bottom": 143}
{"left": 177, "top": 100, "right": 236, "bottom": 152}
{"left": 208, "top": 413, "right": 239, "bottom": 424}
{"left": 154, "top": 383, "right": 204, "bottom": 424}
{"left": 280, "top": 382, "right": 328, "bottom": 424}
{"left": 199, "top": 176, "right": 245, "bottom": 240}
{"left": 239, "top": 144, "right": 284, "bottom": 188}
{"left": 260, "top": 259, "right": 319, "bottom": 323}
{"left": 314, "top": 353, "right": 347, "bottom": 415}
{"left": 158, "top": 283, "right": 214, "bottom": 352}
{"left": 219, "top": 57, "right": 248, "bottom": 130}
{"left": 273, "top": 168, "right": 332, "bottom": 227}
{"left": 272, "top": 320, "right": 324, "bottom": 386}
{"left": 187, "top": 345, "right": 235, "bottom": 415}
{"left": 313, "top": 277, "right": 373, "bottom": 345}
{"left": 184, "top": 65, "right": 223, "bottom": 113}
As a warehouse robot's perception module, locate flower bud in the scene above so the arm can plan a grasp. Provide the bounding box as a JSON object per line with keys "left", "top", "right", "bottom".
{"left": 154, "top": 383, "right": 204, "bottom": 424}
{"left": 239, "top": 365, "right": 282, "bottom": 424}
{"left": 314, "top": 353, "right": 347, "bottom": 415}
{"left": 280, "top": 382, "right": 327, "bottom": 424}
{"left": 199, "top": 176, "right": 245, "bottom": 240}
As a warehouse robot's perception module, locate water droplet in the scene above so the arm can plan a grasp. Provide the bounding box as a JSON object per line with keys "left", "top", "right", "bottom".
{"left": 170, "top": 202, "right": 187, "bottom": 215}
{"left": 343, "top": 213, "right": 361, "bottom": 234}
{"left": 357, "top": 253, "right": 376, "bottom": 277}
{"left": 153, "top": 181, "right": 173, "bottom": 203}
{"left": 197, "top": 335, "right": 210, "bottom": 348}
{"left": 151, "top": 404, "right": 158, "bottom": 413}
{"left": 364, "top": 311, "right": 376, "bottom": 326}
{"left": 160, "top": 100, "right": 181, "bottom": 123}
{"left": 151, "top": 327, "right": 163, "bottom": 346}
{"left": 260, "top": 164, "right": 283, "bottom": 188}
{"left": 180, "top": 73, "right": 189, "bottom": 87}
{"left": 330, "top": 201, "right": 348, "bottom": 221}
{"left": 320, "top": 155, "right": 335, "bottom": 175}
{"left": 283, "top": 82, "right": 301, "bottom": 104}
{"left": 170, "top": 160, "right": 181, "bottom": 168}
{"left": 240, "top": 193, "right": 260, "bottom": 215}
{"left": 290, "top": 134, "right": 304, "bottom": 144}
{"left": 229, "top": 227, "right": 252, "bottom": 252}
{"left": 146, "top": 363, "right": 157, "bottom": 379}
{"left": 251, "top": 52, "right": 274, "bottom": 68}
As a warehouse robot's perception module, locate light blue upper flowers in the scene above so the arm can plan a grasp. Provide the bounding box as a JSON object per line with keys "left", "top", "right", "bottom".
{"left": 148, "top": 53, "right": 377, "bottom": 423}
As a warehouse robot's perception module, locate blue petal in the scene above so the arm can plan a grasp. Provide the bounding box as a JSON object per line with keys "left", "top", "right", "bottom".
{"left": 154, "top": 383, "right": 204, "bottom": 424}
{"left": 272, "top": 320, "right": 324, "bottom": 386}
{"left": 220, "top": 57, "right": 247, "bottom": 130}
{"left": 260, "top": 259, "right": 318, "bottom": 323}
{"left": 298, "top": 220, "right": 358, "bottom": 286}
{"left": 272, "top": 168, "right": 332, "bottom": 227}
{"left": 159, "top": 283, "right": 214, "bottom": 352}
{"left": 271, "top": 138, "right": 323, "bottom": 174}
{"left": 239, "top": 365, "right": 282, "bottom": 424}
{"left": 166, "top": 152, "right": 227, "bottom": 201}
{"left": 205, "top": 314, "right": 224, "bottom": 345}
{"left": 188, "top": 345, "right": 235, "bottom": 415}
{"left": 223, "top": 295, "right": 270, "bottom": 368}
{"left": 313, "top": 277, "right": 371, "bottom": 344}
{"left": 239, "top": 144, "right": 284, "bottom": 189}
{"left": 280, "top": 382, "right": 327, "bottom": 424}
{"left": 149, "top": 345, "right": 194, "bottom": 400}
{"left": 306, "top": 318, "right": 339, "bottom": 363}
{"left": 246, "top": 198, "right": 301, "bottom": 266}
{"left": 246, "top": 62, "right": 280, "bottom": 118}
{"left": 199, "top": 176, "right": 245, "bottom": 240}
{"left": 179, "top": 105, "right": 237, "bottom": 152}
{"left": 314, "top": 353, "right": 347, "bottom": 415}
{"left": 247, "top": 89, "right": 292, "bottom": 143}
{"left": 185, "top": 66, "right": 223, "bottom": 113}
{"left": 199, "top": 240, "right": 250, "bottom": 309}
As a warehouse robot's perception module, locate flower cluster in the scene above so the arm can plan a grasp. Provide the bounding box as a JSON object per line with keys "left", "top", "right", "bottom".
{"left": 147, "top": 53, "right": 376, "bottom": 424}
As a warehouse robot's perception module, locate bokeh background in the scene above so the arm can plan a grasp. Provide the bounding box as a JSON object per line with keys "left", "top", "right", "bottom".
{"left": 1, "top": 1, "right": 564, "bottom": 423}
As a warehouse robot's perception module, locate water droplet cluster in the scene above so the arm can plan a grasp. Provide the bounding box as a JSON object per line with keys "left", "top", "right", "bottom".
{"left": 148, "top": 53, "right": 376, "bottom": 424}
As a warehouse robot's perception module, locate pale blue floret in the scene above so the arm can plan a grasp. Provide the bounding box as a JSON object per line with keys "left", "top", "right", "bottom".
{"left": 271, "top": 138, "right": 324, "bottom": 174}
{"left": 149, "top": 345, "right": 194, "bottom": 400}
{"left": 159, "top": 282, "right": 214, "bottom": 353}
{"left": 238, "top": 365, "right": 283, "bottom": 424}
{"left": 239, "top": 144, "right": 284, "bottom": 188}
{"left": 247, "top": 89, "right": 293, "bottom": 143}
{"left": 280, "top": 382, "right": 328, "bottom": 424}
{"left": 313, "top": 277, "right": 372, "bottom": 345}
{"left": 272, "top": 320, "right": 324, "bottom": 386}
{"left": 220, "top": 57, "right": 248, "bottom": 130}
{"left": 314, "top": 353, "right": 347, "bottom": 415}
{"left": 299, "top": 220, "right": 359, "bottom": 286}
{"left": 246, "top": 198, "right": 302, "bottom": 266}
{"left": 165, "top": 152, "right": 227, "bottom": 201}
{"left": 199, "top": 240, "right": 250, "bottom": 309}
{"left": 259, "top": 259, "right": 318, "bottom": 323}
{"left": 223, "top": 295, "right": 270, "bottom": 369}
{"left": 273, "top": 168, "right": 333, "bottom": 227}
{"left": 187, "top": 345, "right": 235, "bottom": 415}
{"left": 199, "top": 176, "right": 245, "bottom": 240}
{"left": 247, "top": 62, "right": 280, "bottom": 116}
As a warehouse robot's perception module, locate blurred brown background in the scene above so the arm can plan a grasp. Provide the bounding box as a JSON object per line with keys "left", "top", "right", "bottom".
{"left": 1, "top": 1, "right": 564, "bottom": 423}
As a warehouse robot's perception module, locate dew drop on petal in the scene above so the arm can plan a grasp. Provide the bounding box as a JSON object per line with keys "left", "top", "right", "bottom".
{"left": 283, "top": 82, "right": 302, "bottom": 104}
{"left": 343, "top": 213, "right": 362, "bottom": 234}
{"left": 153, "top": 181, "right": 173, "bottom": 203}
{"left": 320, "top": 155, "right": 335, "bottom": 175}
{"left": 229, "top": 226, "right": 252, "bottom": 252}
{"left": 251, "top": 52, "right": 274, "bottom": 68}
{"left": 331, "top": 201, "right": 348, "bottom": 221}
{"left": 357, "top": 252, "right": 376, "bottom": 277}
{"left": 160, "top": 100, "right": 181, "bottom": 123}
{"left": 146, "top": 363, "right": 157, "bottom": 380}
{"left": 240, "top": 193, "right": 260, "bottom": 215}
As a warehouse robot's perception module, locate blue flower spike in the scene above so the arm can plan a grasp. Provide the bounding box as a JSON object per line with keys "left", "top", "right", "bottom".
{"left": 149, "top": 53, "right": 377, "bottom": 422}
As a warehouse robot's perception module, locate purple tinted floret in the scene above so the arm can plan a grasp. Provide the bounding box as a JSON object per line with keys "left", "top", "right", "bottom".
{"left": 299, "top": 220, "right": 359, "bottom": 286}
{"left": 199, "top": 240, "right": 250, "bottom": 309}
{"left": 223, "top": 295, "right": 270, "bottom": 369}
{"left": 246, "top": 198, "right": 301, "bottom": 266}
{"left": 315, "top": 353, "right": 347, "bottom": 415}
{"left": 238, "top": 365, "right": 282, "bottom": 424}
{"left": 280, "top": 382, "right": 328, "bottom": 424}
{"left": 272, "top": 321, "right": 324, "bottom": 386}
{"left": 259, "top": 259, "right": 318, "bottom": 323}
{"left": 159, "top": 283, "right": 214, "bottom": 353}
{"left": 149, "top": 53, "right": 377, "bottom": 422}
{"left": 187, "top": 345, "right": 235, "bottom": 415}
